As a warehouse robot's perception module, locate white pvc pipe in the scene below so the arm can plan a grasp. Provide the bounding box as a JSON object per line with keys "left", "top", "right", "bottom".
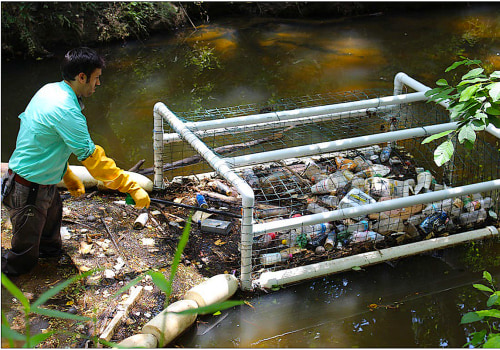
{"left": 394, "top": 72, "right": 500, "bottom": 139}
{"left": 155, "top": 102, "right": 255, "bottom": 291}
{"left": 153, "top": 108, "right": 165, "bottom": 189}
{"left": 224, "top": 122, "right": 459, "bottom": 168}
{"left": 252, "top": 179, "right": 500, "bottom": 236}
{"left": 254, "top": 225, "right": 499, "bottom": 290}
{"left": 162, "top": 106, "right": 395, "bottom": 144}
{"left": 185, "top": 92, "right": 426, "bottom": 131}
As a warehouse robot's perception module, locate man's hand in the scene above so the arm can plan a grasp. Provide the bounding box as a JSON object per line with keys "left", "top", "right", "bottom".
{"left": 63, "top": 166, "right": 85, "bottom": 197}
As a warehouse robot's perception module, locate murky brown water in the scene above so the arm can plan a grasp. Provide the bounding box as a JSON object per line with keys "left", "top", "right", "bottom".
{"left": 2, "top": 4, "right": 500, "bottom": 347}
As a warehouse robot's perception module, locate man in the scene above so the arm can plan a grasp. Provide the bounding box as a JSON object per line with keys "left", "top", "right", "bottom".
{"left": 1, "top": 47, "right": 150, "bottom": 277}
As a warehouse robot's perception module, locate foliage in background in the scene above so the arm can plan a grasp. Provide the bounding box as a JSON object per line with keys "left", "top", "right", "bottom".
{"left": 461, "top": 271, "right": 500, "bottom": 348}
{"left": 1, "top": 215, "right": 244, "bottom": 348}
{"left": 1, "top": 2, "right": 182, "bottom": 58}
{"left": 423, "top": 58, "right": 500, "bottom": 166}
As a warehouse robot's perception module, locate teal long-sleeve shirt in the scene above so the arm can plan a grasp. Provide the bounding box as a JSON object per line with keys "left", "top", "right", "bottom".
{"left": 8, "top": 81, "right": 96, "bottom": 185}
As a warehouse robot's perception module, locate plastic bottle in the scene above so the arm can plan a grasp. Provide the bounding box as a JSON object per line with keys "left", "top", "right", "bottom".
{"left": 364, "top": 177, "right": 394, "bottom": 198}
{"left": 350, "top": 230, "right": 385, "bottom": 243}
{"left": 318, "top": 195, "right": 339, "bottom": 208}
{"left": 353, "top": 156, "right": 371, "bottom": 171}
{"left": 310, "top": 171, "right": 352, "bottom": 194}
{"left": 465, "top": 197, "right": 492, "bottom": 212}
{"left": 458, "top": 209, "right": 487, "bottom": 225}
{"left": 422, "top": 198, "right": 461, "bottom": 216}
{"left": 324, "top": 232, "right": 336, "bottom": 251}
{"left": 391, "top": 179, "right": 415, "bottom": 197}
{"left": 335, "top": 156, "right": 357, "bottom": 171}
{"left": 260, "top": 251, "right": 292, "bottom": 266}
{"left": 242, "top": 168, "right": 259, "bottom": 188}
{"left": 303, "top": 160, "right": 325, "bottom": 181}
{"left": 419, "top": 211, "right": 449, "bottom": 234}
{"left": 407, "top": 213, "right": 427, "bottom": 226}
{"left": 355, "top": 164, "right": 391, "bottom": 178}
{"left": 281, "top": 231, "right": 298, "bottom": 248}
{"left": 370, "top": 217, "right": 404, "bottom": 234}
{"left": 196, "top": 193, "right": 208, "bottom": 208}
{"left": 414, "top": 170, "right": 433, "bottom": 194}
{"left": 339, "top": 188, "right": 376, "bottom": 220}
{"left": 255, "top": 232, "right": 276, "bottom": 248}
{"left": 307, "top": 202, "right": 329, "bottom": 214}
{"left": 346, "top": 219, "right": 369, "bottom": 233}
{"left": 210, "top": 180, "right": 232, "bottom": 196}
{"left": 379, "top": 145, "right": 392, "bottom": 163}
{"left": 301, "top": 223, "right": 333, "bottom": 240}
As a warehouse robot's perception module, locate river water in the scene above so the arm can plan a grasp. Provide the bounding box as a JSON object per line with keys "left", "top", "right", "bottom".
{"left": 2, "top": 4, "right": 500, "bottom": 347}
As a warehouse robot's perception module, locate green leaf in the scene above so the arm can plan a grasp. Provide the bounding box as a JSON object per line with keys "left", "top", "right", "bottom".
{"left": 484, "top": 333, "right": 500, "bottom": 348}
{"left": 490, "top": 71, "right": 500, "bottom": 79}
{"left": 421, "top": 129, "right": 454, "bottom": 144}
{"left": 1, "top": 324, "right": 26, "bottom": 341}
{"left": 436, "top": 78, "right": 448, "bottom": 86}
{"left": 32, "top": 269, "right": 97, "bottom": 309}
{"left": 27, "top": 330, "right": 56, "bottom": 347}
{"left": 434, "top": 140, "right": 454, "bottom": 167}
{"left": 31, "top": 307, "right": 91, "bottom": 321}
{"left": 445, "top": 60, "right": 467, "bottom": 72}
{"left": 489, "top": 115, "right": 500, "bottom": 128}
{"left": 149, "top": 271, "right": 169, "bottom": 294}
{"left": 489, "top": 82, "right": 500, "bottom": 101}
{"left": 461, "top": 311, "right": 483, "bottom": 324}
{"left": 425, "top": 87, "right": 444, "bottom": 97}
{"left": 476, "top": 309, "right": 500, "bottom": 319}
{"left": 486, "top": 105, "right": 500, "bottom": 115}
{"left": 483, "top": 271, "right": 493, "bottom": 284}
{"left": 473, "top": 283, "right": 494, "bottom": 293}
{"left": 458, "top": 77, "right": 488, "bottom": 86}
{"left": 112, "top": 274, "right": 144, "bottom": 299}
{"left": 458, "top": 125, "right": 476, "bottom": 144}
{"left": 462, "top": 67, "right": 484, "bottom": 80}
{"left": 467, "top": 330, "right": 487, "bottom": 347}
{"left": 352, "top": 266, "right": 363, "bottom": 271}
{"left": 459, "top": 84, "right": 480, "bottom": 102}
{"left": 1, "top": 272, "right": 30, "bottom": 312}
{"left": 487, "top": 293, "right": 499, "bottom": 307}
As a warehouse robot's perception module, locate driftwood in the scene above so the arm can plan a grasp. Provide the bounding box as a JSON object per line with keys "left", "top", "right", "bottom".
{"left": 128, "top": 159, "right": 145, "bottom": 173}
{"left": 99, "top": 285, "right": 144, "bottom": 342}
{"left": 137, "top": 127, "right": 294, "bottom": 176}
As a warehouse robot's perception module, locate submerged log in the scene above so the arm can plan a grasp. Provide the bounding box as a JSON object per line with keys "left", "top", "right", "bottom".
{"left": 138, "top": 127, "right": 294, "bottom": 176}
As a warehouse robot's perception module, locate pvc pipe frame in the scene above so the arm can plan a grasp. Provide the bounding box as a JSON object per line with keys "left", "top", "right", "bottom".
{"left": 154, "top": 73, "right": 500, "bottom": 291}
{"left": 394, "top": 72, "right": 500, "bottom": 139}
{"left": 254, "top": 226, "right": 499, "bottom": 290}
{"left": 154, "top": 102, "right": 256, "bottom": 291}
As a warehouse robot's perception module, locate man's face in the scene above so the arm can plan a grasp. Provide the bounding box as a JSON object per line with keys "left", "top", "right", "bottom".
{"left": 81, "top": 68, "right": 102, "bottom": 98}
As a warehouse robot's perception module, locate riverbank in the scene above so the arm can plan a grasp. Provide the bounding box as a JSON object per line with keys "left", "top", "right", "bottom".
{"left": 1, "top": 2, "right": 476, "bottom": 60}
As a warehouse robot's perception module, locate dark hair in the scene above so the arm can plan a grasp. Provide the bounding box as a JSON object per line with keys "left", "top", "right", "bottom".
{"left": 61, "top": 47, "right": 105, "bottom": 82}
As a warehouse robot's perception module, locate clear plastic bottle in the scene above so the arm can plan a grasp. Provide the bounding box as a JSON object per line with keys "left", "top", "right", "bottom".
{"left": 255, "top": 232, "right": 276, "bottom": 248}
{"left": 346, "top": 220, "right": 369, "bottom": 233}
{"left": 458, "top": 208, "right": 487, "bottom": 225}
{"left": 310, "top": 171, "right": 352, "bottom": 194}
{"left": 301, "top": 223, "right": 333, "bottom": 240}
{"left": 350, "top": 230, "right": 385, "bottom": 243}
{"left": 370, "top": 217, "right": 404, "bottom": 234}
{"left": 307, "top": 202, "right": 329, "bottom": 214}
{"left": 324, "top": 232, "right": 336, "bottom": 251}
{"left": 422, "top": 198, "right": 460, "bottom": 216}
{"left": 339, "top": 188, "right": 377, "bottom": 220}
{"left": 465, "top": 197, "right": 492, "bottom": 212}
{"left": 303, "top": 160, "right": 325, "bottom": 181}
{"left": 379, "top": 145, "right": 392, "bottom": 163}
{"left": 318, "top": 195, "right": 339, "bottom": 208}
{"left": 259, "top": 251, "right": 292, "bottom": 266}
{"left": 415, "top": 170, "right": 433, "bottom": 194}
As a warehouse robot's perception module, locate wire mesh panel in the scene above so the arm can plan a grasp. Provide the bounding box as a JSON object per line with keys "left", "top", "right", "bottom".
{"left": 157, "top": 89, "right": 500, "bottom": 286}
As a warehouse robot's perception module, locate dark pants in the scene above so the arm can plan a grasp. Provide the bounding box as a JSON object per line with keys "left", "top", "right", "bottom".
{"left": 1, "top": 173, "right": 62, "bottom": 276}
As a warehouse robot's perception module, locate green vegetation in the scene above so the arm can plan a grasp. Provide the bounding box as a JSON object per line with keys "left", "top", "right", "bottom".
{"left": 423, "top": 58, "right": 500, "bottom": 166}
{"left": 461, "top": 271, "right": 500, "bottom": 348}
{"left": 1, "top": 2, "right": 183, "bottom": 58}
{"left": 1, "top": 215, "right": 244, "bottom": 347}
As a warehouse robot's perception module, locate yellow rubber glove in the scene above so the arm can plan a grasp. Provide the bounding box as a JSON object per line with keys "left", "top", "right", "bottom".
{"left": 81, "top": 145, "right": 150, "bottom": 209}
{"left": 62, "top": 165, "right": 85, "bottom": 197}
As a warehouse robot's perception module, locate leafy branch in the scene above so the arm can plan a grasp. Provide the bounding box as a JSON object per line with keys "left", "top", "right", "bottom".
{"left": 423, "top": 57, "right": 500, "bottom": 166}
{"left": 461, "top": 271, "right": 500, "bottom": 348}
